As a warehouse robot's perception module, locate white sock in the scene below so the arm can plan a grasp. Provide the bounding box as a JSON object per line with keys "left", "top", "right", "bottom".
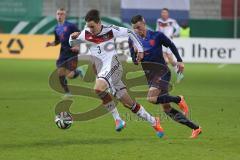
{"left": 104, "top": 101, "right": 121, "bottom": 121}
{"left": 136, "top": 105, "right": 156, "bottom": 126}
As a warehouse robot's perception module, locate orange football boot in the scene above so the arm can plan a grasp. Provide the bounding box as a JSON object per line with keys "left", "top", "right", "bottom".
{"left": 152, "top": 117, "right": 164, "bottom": 138}
{"left": 190, "top": 127, "right": 202, "bottom": 138}
{"left": 178, "top": 96, "right": 189, "bottom": 116}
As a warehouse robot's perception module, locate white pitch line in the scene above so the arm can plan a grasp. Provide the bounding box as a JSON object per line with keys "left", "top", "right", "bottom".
{"left": 217, "top": 64, "right": 227, "bottom": 69}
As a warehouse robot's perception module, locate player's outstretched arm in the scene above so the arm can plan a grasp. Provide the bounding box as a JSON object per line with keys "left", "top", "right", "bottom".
{"left": 159, "top": 32, "right": 184, "bottom": 72}
{"left": 46, "top": 41, "right": 55, "bottom": 47}
{"left": 45, "top": 41, "right": 60, "bottom": 47}
{"left": 160, "top": 32, "right": 182, "bottom": 62}
{"left": 46, "top": 31, "right": 60, "bottom": 47}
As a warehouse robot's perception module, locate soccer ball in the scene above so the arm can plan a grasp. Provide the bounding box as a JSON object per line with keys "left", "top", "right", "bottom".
{"left": 55, "top": 112, "right": 73, "bottom": 129}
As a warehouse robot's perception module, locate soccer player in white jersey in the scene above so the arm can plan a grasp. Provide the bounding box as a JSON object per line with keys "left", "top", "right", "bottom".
{"left": 156, "top": 8, "right": 184, "bottom": 83}
{"left": 69, "top": 9, "right": 164, "bottom": 138}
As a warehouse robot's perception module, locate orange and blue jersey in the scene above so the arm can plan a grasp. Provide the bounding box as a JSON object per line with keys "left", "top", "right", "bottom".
{"left": 129, "top": 30, "right": 182, "bottom": 65}
{"left": 129, "top": 30, "right": 182, "bottom": 90}
{"left": 54, "top": 21, "right": 79, "bottom": 67}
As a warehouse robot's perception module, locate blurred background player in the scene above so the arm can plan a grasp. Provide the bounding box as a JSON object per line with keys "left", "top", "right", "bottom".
{"left": 70, "top": 9, "right": 164, "bottom": 137}
{"left": 46, "top": 8, "right": 84, "bottom": 98}
{"left": 156, "top": 8, "right": 184, "bottom": 83}
{"left": 130, "top": 15, "right": 202, "bottom": 138}
{"left": 180, "top": 21, "right": 190, "bottom": 38}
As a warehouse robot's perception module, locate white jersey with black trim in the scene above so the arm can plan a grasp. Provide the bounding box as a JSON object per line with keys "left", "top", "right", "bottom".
{"left": 156, "top": 18, "right": 180, "bottom": 38}
{"left": 69, "top": 24, "right": 143, "bottom": 77}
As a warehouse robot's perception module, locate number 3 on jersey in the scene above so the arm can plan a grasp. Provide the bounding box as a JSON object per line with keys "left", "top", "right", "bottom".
{"left": 97, "top": 46, "right": 101, "bottom": 54}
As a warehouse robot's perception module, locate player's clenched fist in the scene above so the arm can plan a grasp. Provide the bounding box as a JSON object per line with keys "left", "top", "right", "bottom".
{"left": 46, "top": 41, "right": 55, "bottom": 47}
{"left": 177, "top": 62, "right": 184, "bottom": 73}
{"left": 71, "top": 32, "right": 81, "bottom": 39}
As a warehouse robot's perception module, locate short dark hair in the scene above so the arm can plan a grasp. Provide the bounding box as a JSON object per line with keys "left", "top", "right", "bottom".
{"left": 162, "top": 8, "right": 169, "bottom": 12}
{"left": 131, "top": 15, "right": 144, "bottom": 24}
{"left": 85, "top": 9, "right": 100, "bottom": 23}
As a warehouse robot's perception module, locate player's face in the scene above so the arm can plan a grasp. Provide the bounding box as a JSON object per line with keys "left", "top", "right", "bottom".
{"left": 161, "top": 10, "right": 169, "bottom": 20}
{"left": 56, "top": 10, "right": 66, "bottom": 24}
{"left": 86, "top": 21, "right": 102, "bottom": 35}
{"left": 132, "top": 21, "right": 147, "bottom": 37}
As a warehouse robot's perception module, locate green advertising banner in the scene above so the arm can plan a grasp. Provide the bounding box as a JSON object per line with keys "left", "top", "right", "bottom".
{"left": 0, "top": 0, "right": 42, "bottom": 20}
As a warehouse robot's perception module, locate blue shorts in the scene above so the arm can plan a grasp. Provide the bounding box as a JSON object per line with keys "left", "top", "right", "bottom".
{"left": 56, "top": 56, "right": 78, "bottom": 71}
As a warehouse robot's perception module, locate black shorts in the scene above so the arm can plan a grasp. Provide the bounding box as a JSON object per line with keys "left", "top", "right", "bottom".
{"left": 142, "top": 62, "right": 171, "bottom": 94}
{"left": 147, "top": 71, "right": 171, "bottom": 93}
{"left": 56, "top": 56, "right": 78, "bottom": 71}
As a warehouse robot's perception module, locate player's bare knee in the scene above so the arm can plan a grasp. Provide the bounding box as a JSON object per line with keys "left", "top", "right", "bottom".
{"left": 95, "top": 79, "right": 108, "bottom": 90}
{"left": 94, "top": 83, "right": 107, "bottom": 93}
{"left": 147, "top": 96, "right": 157, "bottom": 104}
{"left": 66, "top": 72, "right": 74, "bottom": 79}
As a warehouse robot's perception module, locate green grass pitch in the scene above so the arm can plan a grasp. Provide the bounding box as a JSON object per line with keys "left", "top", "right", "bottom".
{"left": 0, "top": 59, "right": 240, "bottom": 160}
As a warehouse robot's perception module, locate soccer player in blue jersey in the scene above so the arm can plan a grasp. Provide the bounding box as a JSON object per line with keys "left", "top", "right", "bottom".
{"left": 129, "top": 15, "right": 202, "bottom": 138}
{"left": 46, "top": 8, "right": 83, "bottom": 98}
